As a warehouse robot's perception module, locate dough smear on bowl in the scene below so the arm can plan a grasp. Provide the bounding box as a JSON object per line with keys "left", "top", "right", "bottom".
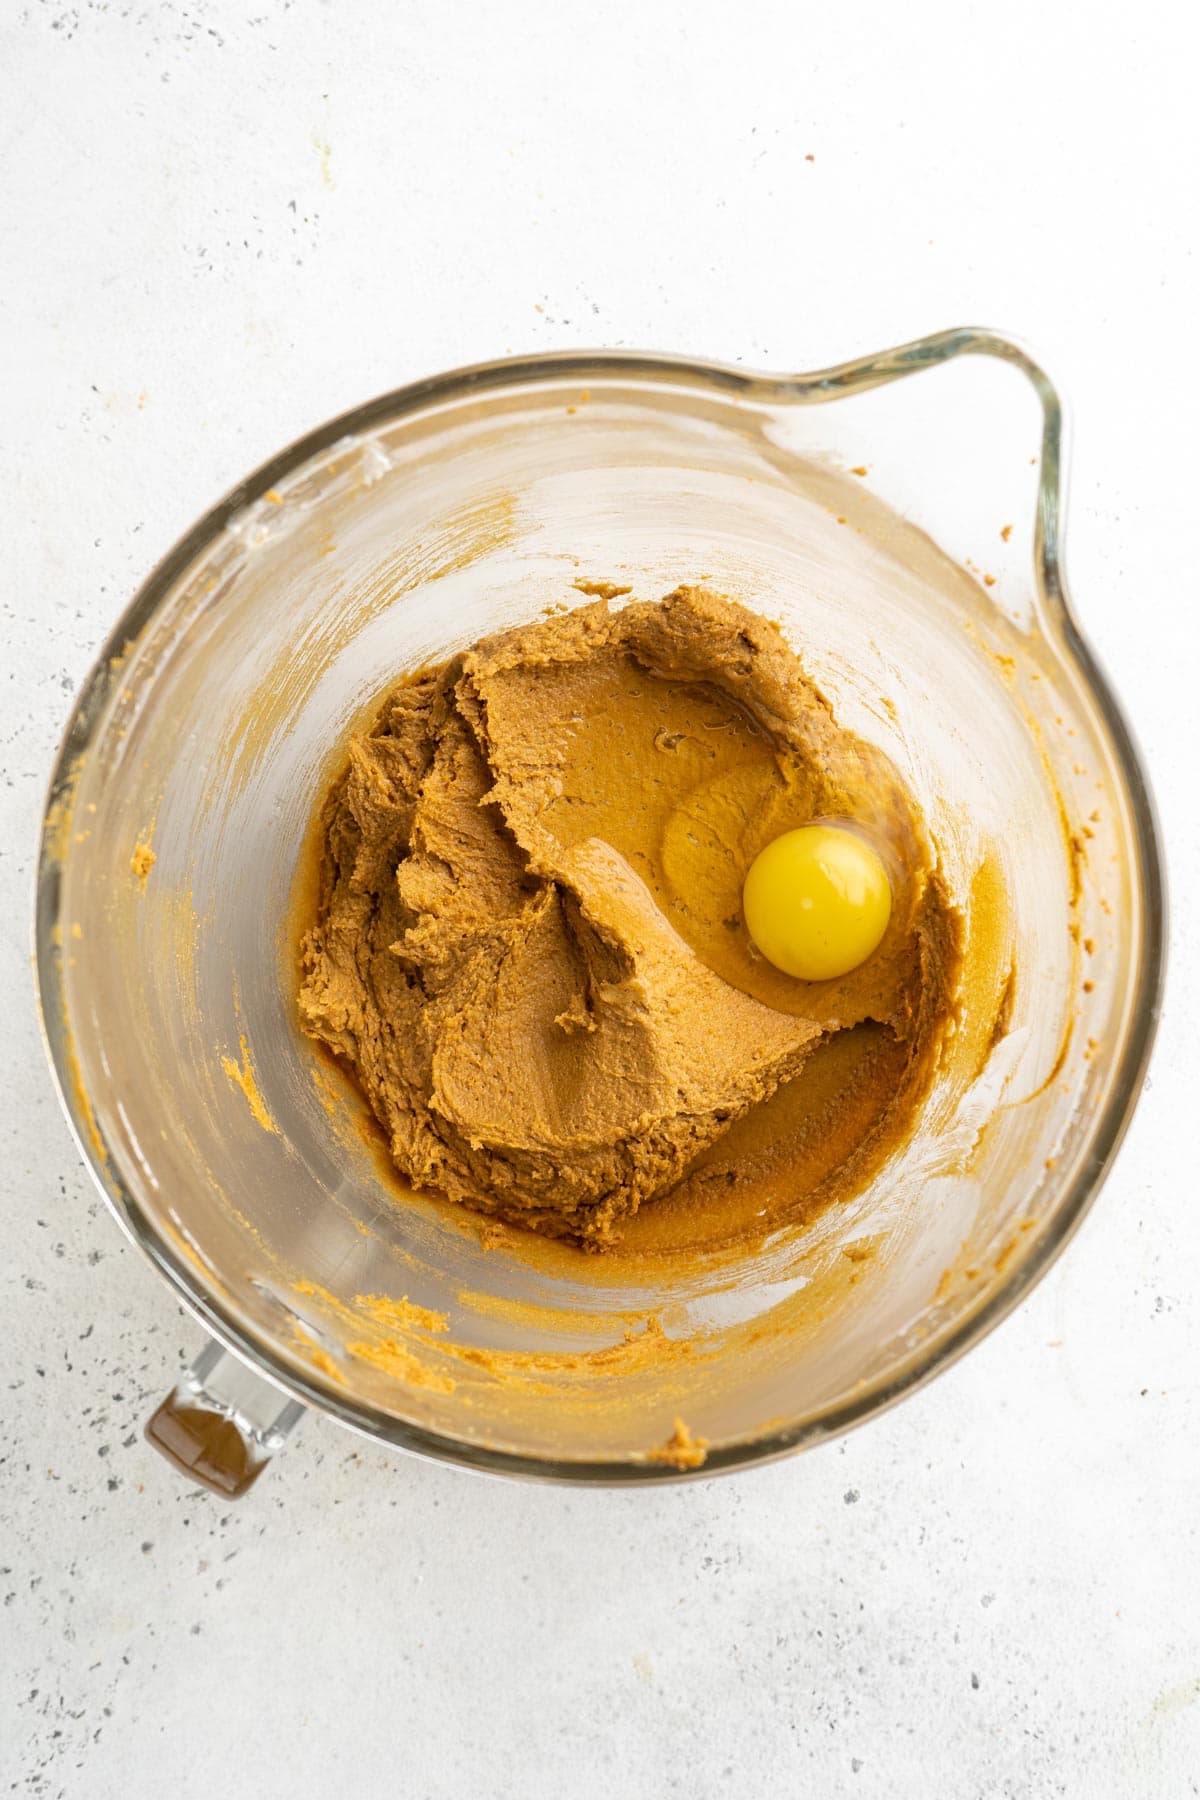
{"left": 299, "top": 586, "right": 962, "bottom": 1247}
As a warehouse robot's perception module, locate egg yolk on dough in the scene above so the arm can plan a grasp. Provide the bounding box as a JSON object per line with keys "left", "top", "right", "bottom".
{"left": 742, "top": 825, "right": 892, "bottom": 982}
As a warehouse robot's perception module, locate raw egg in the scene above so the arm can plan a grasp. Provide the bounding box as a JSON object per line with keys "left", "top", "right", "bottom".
{"left": 742, "top": 824, "right": 892, "bottom": 981}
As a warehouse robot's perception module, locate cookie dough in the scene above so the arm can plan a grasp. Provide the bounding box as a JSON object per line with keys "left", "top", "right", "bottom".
{"left": 298, "top": 586, "right": 961, "bottom": 1246}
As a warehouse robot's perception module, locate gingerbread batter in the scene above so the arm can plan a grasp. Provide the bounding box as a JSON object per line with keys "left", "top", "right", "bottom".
{"left": 298, "top": 587, "right": 962, "bottom": 1247}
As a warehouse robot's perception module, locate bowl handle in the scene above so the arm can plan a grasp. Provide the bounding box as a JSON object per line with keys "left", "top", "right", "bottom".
{"left": 144, "top": 1337, "right": 306, "bottom": 1496}
{"left": 774, "top": 325, "right": 1069, "bottom": 625}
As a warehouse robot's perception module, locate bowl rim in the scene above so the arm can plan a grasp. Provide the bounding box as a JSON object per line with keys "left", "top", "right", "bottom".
{"left": 34, "top": 329, "right": 1167, "bottom": 1484}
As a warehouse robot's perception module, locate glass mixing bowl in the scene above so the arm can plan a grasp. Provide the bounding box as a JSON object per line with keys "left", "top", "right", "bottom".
{"left": 35, "top": 329, "right": 1164, "bottom": 1493}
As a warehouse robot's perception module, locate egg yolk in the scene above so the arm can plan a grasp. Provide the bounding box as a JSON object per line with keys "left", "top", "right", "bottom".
{"left": 742, "top": 825, "right": 892, "bottom": 981}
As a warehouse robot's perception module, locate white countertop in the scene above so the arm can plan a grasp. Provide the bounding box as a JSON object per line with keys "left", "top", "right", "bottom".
{"left": 2, "top": 3, "right": 1197, "bottom": 1794}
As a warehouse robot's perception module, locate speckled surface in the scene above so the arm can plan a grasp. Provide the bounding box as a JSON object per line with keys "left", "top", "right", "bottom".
{"left": 2, "top": 3, "right": 1198, "bottom": 1795}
